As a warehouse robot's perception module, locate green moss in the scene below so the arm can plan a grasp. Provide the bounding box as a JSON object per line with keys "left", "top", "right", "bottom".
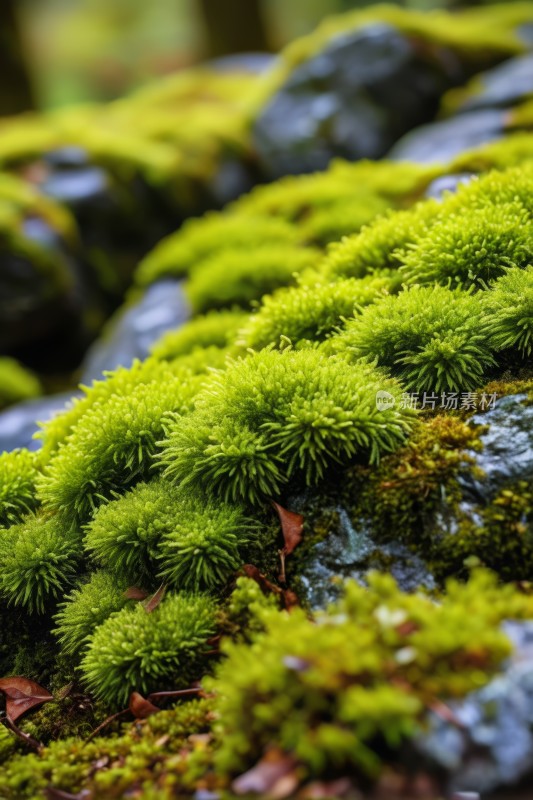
{"left": 81, "top": 592, "right": 217, "bottom": 707}
{"left": 186, "top": 244, "right": 321, "bottom": 313}
{"left": 0, "top": 358, "right": 42, "bottom": 409}
{"left": 37, "top": 359, "right": 205, "bottom": 522}
{"left": 136, "top": 214, "right": 301, "bottom": 287}
{"left": 54, "top": 570, "right": 130, "bottom": 657}
{"left": 159, "top": 348, "right": 414, "bottom": 504}
{"left": 238, "top": 275, "right": 391, "bottom": 352}
{"left": 0, "top": 513, "right": 81, "bottom": 615}
{"left": 0, "top": 449, "right": 40, "bottom": 527}
{"left": 486, "top": 265, "right": 533, "bottom": 357}
{"left": 150, "top": 309, "right": 248, "bottom": 361}
{"left": 211, "top": 570, "right": 533, "bottom": 781}
{"left": 335, "top": 284, "right": 495, "bottom": 393}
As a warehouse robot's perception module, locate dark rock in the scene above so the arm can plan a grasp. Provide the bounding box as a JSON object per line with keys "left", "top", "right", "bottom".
{"left": 295, "top": 499, "right": 435, "bottom": 610}
{"left": 42, "top": 166, "right": 109, "bottom": 208}
{"left": 424, "top": 173, "right": 476, "bottom": 200}
{"left": 80, "top": 279, "right": 190, "bottom": 383}
{"left": 388, "top": 108, "right": 507, "bottom": 164}
{"left": 0, "top": 391, "right": 82, "bottom": 453}
{"left": 253, "top": 23, "right": 464, "bottom": 178}
{"left": 460, "top": 394, "right": 533, "bottom": 504}
{"left": 457, "top": 54, "right": 533, "bottom": 113}
{"left": 415, "top": 621, "right": 533, "bottom": 795}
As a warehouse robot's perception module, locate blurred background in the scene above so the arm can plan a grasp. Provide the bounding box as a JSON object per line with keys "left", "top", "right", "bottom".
{"left": 3, "top": 0, "right": 493, "bottom": 116}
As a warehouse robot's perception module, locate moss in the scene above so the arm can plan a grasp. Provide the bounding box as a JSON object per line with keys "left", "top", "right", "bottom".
{"left": 185, "top": 244, "right": 322, "bottom": 313}
{"left": 210, "top": 570, "right": 533, "bottom": 782}
{"left": 81, "top": 592, "right": 217, "bottom": 707}
{"left": 159, "top": 348, "right": 414, "bottom": 505}
{"left": 0, "top": 512, "right": 82, "bottom": 615}
{"left": 238, "top": 275, "right": 391, "bottom": 352}
{"left": 0, "top": 449, "right": 40, "bottom": 527}
{"left": 486, "top": 265, "right": 533, "bottom": 357}
{"left": 335, "top": 284, "right": 495, "bottom": 393}
{"left": 0, "top": 358, "right": 42, "bottom": 409}
{"left": 0, "top": 698, "right": 215, "bottom": 799}
{"left": 37, "top": 359, "right": 206, "bottom": 523}
{"left": 150, "top": 309, "right": 248, "bottom": 361}
{"left": 136, "top": 214, "right": 301, "bottom": 288}
{"left": 54, "top": 570, "right": 130, "bottom": 657}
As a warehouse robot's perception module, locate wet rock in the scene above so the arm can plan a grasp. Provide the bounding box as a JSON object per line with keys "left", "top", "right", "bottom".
{"left": 0, "top": 391, "right": 82, "bottom": 453}
{"left": 460, "top": 394, "right": 533, "bottom": 503}
{"left": 415, "top": 621, "right": 533, "bottom": 795}
{"left": 295, "top": 499, "right": 435, "bottom": 610}
{"left": 424, "top": 172, "right": 476, "bottom": 200}
{"left": 80, "top": 279, "right": 190, "bottom": 383}
{"left": 456, "top": 54, "right": 533, "bottom": 113}
{"left": 388, "top": 108, "right": 507, "bottom": 164}
{"left": 253, "top": 23, "right": 464, "bottom": 178}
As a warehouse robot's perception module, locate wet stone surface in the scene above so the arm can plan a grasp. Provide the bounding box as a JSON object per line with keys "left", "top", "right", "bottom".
{"left": 253, "top": 22, "right": 463, "bottom": 178}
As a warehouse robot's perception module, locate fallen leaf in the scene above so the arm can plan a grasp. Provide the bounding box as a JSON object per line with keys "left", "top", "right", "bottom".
{"left": 0, "top": 677, "right": 53, "bottom": 723}
{"left": 124, "top": 587, "right": 149, "bottom": 601}
{"left": 143, "top": 582, "right": 167, "bottom": 614}
{"left": 45, "top": 788, "right": 92, "bottom": 800}
{"left": 281, "top": 588, "right": 300, "bottom": 611}
{"left": 271, "top": 501, "right": 304, "bottom": 556}
{"left": 128, "top": 692, "right": 159, "bottom": 719}
{"left": 232, "top": 748, "right": 298, "bottom": 798}
{"left": 300, "top": 778, "right": 356, "bottom": 798}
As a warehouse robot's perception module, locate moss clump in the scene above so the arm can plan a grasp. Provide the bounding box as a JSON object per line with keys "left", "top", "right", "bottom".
{"left": 0, "top": 698, "right": 215, "bottom": 799}
{"left": 211, "top": 570, "right": 533, "bottom": 781}
{"left": 0, "top": 449, "right": 39, "bottom": 527}
{"left": 335, "top": 284, "right": 495, "bottom": 393}
{"left": 53, "top": 570, "right": 130, "bottom": 657}
{"left": 37, "top": 359, "right": 205, "bottom": 523}
{"left": 486, "top": 265, "right": 533, "bottom": 357}
{"left": 238, "top": 275, "right": 391, "bottom": 352}
{"left": 0, "top": 513, "right": 81, "bottom": 615}
{"left": 136, "top": 213, "right": 301, "bottom": 287}
{"left": 83, "top": 478, "right": 183, "bottom": 586}
{"left": 150, "top": 308, "right": 247, "bottom": 361}
{"left": 159, "top": 348, "right": 414, "bottom": 504}
{"left": 0, "top": 358, "right": 42, "bottom": 410}
{"left": 81, "top": 593, "right": 217, "bottom": 707}
{"left": 186, "top": 244, "right": 322, "bottom": 313}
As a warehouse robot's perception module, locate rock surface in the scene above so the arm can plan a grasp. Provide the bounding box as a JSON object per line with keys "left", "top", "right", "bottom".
{"left": 80, "top": 278, "right": 190, "bottom": 383}
{"left": 0, "top": 391, "right": 82, "bottom": 453}
{"left": 388, "top": 108, "right": 507, "bottom": 164}
{"left": 253, "top": 23, "right": 463, "bottom": 178}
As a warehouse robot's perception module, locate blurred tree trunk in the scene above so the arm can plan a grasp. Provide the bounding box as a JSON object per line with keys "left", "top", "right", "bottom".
{"left": 199, "top": 0, "right": 270, "bottom": 58}
{"left": 0, "top": 0, "right": 34, "bottom": 116}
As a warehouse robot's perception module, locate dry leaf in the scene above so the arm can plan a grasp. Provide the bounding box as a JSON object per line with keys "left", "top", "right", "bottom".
{"left": 232, "top": 748, "right": 298, "bottom": 798}
{"left": 143, "top": 582, "right": 167, "bottom": 613}
{"left": 124, "top": 587, "right": 149, "bottom": 601}
{"left": 128, "top": 692, "right": 159, "bottom": 719}
{"left": 271, "top": 501, "right": 304, "bottom": 555}
{"left": 0, "top": 677, "right": 53, "bottom": 723}
{"left": 45, "top": 788, "right": 92, "bottom": 800}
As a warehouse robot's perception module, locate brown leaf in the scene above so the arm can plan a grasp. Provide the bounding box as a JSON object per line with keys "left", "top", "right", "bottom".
{"left": 271, "top": 501, "right": 304, "bottom": 556}
{"left": 242, "top": 564, "right": 282, "bottom": 596}
{"left": 300, "top": 778, "right": 356, "bottom": 799}
{"left": 281, "top": 588, "right": 300, "bottom": 611}
{"left": 124, "top": 587, "right": 149, "bottom": 601}
{"left": 45, "top": 788, "right": 92, "bottom": 800}
{"left": 232, "top": 748, "right": 298, "bottom": 798}
{"left": 128, "top": 692, "right": 160, "bottom": 719}
{"left": 143, "top": 582, "right": 167, "bottom": 613}
{"left": 0, "top": 677, "right": 54, "bottom": 723}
